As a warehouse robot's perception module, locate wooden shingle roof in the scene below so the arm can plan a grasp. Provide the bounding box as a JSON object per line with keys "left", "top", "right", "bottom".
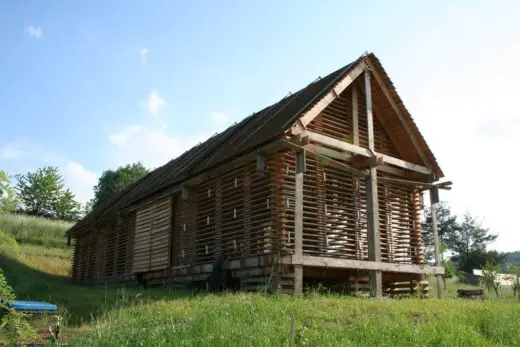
{"left": 69, "top": 52, "right": 443, "bottom": 234}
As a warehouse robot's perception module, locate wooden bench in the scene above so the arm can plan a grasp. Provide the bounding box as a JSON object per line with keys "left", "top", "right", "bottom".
{"left": 457, "top": 289, "right": 485, "bottom": 300}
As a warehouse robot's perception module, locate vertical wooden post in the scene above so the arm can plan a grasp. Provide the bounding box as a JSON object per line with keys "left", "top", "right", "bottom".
{"left": 430, "top": 187, "right": 444, "bottom": 298}
{"left": 352, "top": 85, "right": 359, "bottom": 146}
{"left": 114, "top": 214, "right": 122, "bottom": 276}
{"left": 294, "top": 150, "right": 305, "bottom": 295}
{"left": 215, "top": 176, "right": 222, "bottom": 257}
{"left": 67, "top": 232, "right": 72, "bottom": 247}
{"left": 365, "top": 69, "right": 383, "bottom": 298}
{"left": 243, "top": 168, "right": 251, "bottom": 256}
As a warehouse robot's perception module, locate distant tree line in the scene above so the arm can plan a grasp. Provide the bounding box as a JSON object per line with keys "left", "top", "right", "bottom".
{"left": 0, "top": 163, "right": 149, "bottom": 222}
{"left": 421, "top": 202, "right": 511, "bottom": 273}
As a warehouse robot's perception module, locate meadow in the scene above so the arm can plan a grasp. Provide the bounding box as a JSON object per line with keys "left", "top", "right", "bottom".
{"left": 1, "top": 213, "right": 519, "bottom": 346}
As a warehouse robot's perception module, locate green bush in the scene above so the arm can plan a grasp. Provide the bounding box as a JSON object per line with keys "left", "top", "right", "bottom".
{"left": 0, "top": 269, "right": 35, "bottom": 343}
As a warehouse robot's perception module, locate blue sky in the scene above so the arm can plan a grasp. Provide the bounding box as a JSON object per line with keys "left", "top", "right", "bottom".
{"left": 1, "top": 1, "right": 519, "bottom": 251}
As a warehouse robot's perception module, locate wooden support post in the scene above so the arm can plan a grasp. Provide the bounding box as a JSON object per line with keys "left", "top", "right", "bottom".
{"left": 215, "top": 176, "right": 222, "bottom": 257}
{"left": 114, "top": 214, "right": 122, "bottom": 275}
{"left": 365, "top": 69, "right": 383, "bottom": 298}
{"left": 294, "top": 150, "right": 305, "bottom": 295}
{"left": 67, "top": 232, "right": 72, "bottom": 247}
{"left": 352, "top": 85, "right": 359, "bottom": 146}
{"left": 430, "top": 186, "right": 444, "bottom": 298}
{"left": 243, "top": 167, "right": 251, "bottom": 256}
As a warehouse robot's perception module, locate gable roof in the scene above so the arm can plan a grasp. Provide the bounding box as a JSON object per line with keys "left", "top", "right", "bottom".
{"left": 69, "top": 52, "right": 443, "bottom": 234}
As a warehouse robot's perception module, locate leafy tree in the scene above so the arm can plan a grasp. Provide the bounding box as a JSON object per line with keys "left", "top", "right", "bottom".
{"left": 422, "top": 202, "right": 460, "bottom": 260}
{"left": 15, "top": 166, "right": 81, "bottom": 221}
{"left": 55, "top": 189, "right": 81, "bottom": 221}
{"left": 0, "top": 171, "right": 18, "bottom": 212}
{"left": 452, "top": 250, "right": 503, "bottom": 273}
{"left": 82, "top": 199, "right": 94, "bottom": 218}
{"left": 480, "top": 262, "right": 501, "bottom": 297}
{"left": 502, "top": 251, "right": 520, "bottom": 265}
{"left": 16, "top": 166, "right": 63, "bottom": 217}
{"left": 91, "top": 162, "right": 148, "bottom": 209}
{"left": 507, "top": 264, "right": 520, "bottom": 298}
{"left": 446, "top": 212, "right": 497, "bottom": 261}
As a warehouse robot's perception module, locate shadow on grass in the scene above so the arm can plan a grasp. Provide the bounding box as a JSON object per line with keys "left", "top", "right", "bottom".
{"left": 0, "top": 253, "right": 206, "bottom": 326}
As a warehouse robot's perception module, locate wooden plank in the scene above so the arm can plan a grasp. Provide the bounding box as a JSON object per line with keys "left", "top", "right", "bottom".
{"left": 299, "top": 63, "right": 365, "bottom": 127}
{"left": 352, "top": 85, "right": 359, "bottom": 146}
{"left": 365, "top": 70, "right": 383, "bottom": 298}
{"left": 284, "top": 140, "right": 367, "bottom": 177}
{"left": 283, "top": 255, "right": 444, "bottom": 275}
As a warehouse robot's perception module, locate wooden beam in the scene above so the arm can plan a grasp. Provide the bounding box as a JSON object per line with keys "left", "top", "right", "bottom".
{"left": 352, "top": 84, "right": 359, "bottom": 146}
{"left": 298, "top": 130, "right": 431, "bottom": 174}
{"left": 430, "top": 187, "right": 444, "bottom": 298}
{"left": 365, "top": 69, "right": 383, "bottom": 298}
{"left": 294, "top": 150, "right": 305, "bottom": 295}
{"left": 298, "top": 143, "right": 427, "bottom": 179}
{"left": 283, "top": 140, "right": 367, "bottom": 177}
{"left": 380, "top": 155, "right": 431, "bottom": 175}
{"left": 302, "top": 130, "right": 372, "bottom": 156}
{"left": 298, "top": 63, "right": 366, "bottom": 128}
{"left": 283, "top": 255, "right": 444, "bottom": 275}
{"left": 256, "top": 154, "right": 267, "bottom": 174}
{"left": 366, "top": 58, "right": 430, "bottom": 169}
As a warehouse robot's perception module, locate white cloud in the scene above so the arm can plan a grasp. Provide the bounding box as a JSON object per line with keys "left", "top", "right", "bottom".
{"left": 141, "top": 90, "right": 167, "bottom": 117}
{"left": 24, "top": 25, "right": 42, "bottom": 38}
{"left": 109, "top": 123, "right": 212, "bottom": 169}
{"left": 210, "top": 111, "right": 229, "bottom": 127}
{"left": 64, "top": 161, "right": 98, "bottom": 204}
{"left": 108, "top": 125, "right": 143, "bottom": 148}
{"left": 140, "top": 48, "right": 148, "bottom": 63}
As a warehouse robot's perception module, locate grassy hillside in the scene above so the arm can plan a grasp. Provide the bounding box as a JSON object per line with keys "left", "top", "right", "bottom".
{"left": 0, "top": 213, "right": 71, "bottom": 249}
{"left": 1, "top": 214, "right": 519, "bottom": 346}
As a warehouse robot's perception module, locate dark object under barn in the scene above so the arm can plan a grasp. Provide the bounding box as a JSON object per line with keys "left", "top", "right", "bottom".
{"left": 457, "top": 289, "right": 485, "bottom": 300}
{"left": 67, "top": 52, "right": 449, "bottom": 297}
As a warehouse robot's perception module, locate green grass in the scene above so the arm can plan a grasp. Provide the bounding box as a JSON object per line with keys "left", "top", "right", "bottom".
{"left": 1, "top": 214, "right": 519, "bottom": 346}
{"left": 0, "top": 212, "right": 71, "bottom": 249}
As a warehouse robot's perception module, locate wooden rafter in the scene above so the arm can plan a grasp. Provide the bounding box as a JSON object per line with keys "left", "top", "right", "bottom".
{"left": 365, "top": 58, "right": 430, "bottom": 169}
{"left": 296, "top": 63, "right": 366, "bottom": 129}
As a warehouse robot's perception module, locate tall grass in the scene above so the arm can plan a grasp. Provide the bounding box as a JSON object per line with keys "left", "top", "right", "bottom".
{"left": 0, "top": 213, "right": 71, "bottom": 249}
{"left": 73, "top": 293, "right": 520, "bottom": 346}
{"left": 1, "top": 214, "right": 519, "bottom": 346}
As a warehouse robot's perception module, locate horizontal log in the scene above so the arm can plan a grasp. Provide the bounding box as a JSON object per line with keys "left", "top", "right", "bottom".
{"left": 299, "top": 130, "right": 431, "bottom": 175}
{"left": 281, "top": 255, "right": 444, "bottom": 275}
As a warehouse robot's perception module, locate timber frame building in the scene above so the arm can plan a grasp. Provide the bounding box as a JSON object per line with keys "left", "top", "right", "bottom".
{"left": 68, "top": 53, "right": 449, "bottom": 297}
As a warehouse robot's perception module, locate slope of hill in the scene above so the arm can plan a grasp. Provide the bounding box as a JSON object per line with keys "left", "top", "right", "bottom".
{"left": 503, "top": 251, "right": 520, "bottom": 265}
{"left": 1, "top": 214, "right": 519, "bottom": 346}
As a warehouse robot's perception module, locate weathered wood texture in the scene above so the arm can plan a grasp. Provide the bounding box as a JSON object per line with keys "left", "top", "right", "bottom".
{"left": 133, "top": 197, "right": 172, "bottom": 273}
{"left": 70, "top": 70, "right": 433, "bottom": 294}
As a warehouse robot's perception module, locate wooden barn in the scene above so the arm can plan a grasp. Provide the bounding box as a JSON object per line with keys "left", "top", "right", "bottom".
{"left": 68, "top": 52, "right": 449, "bottom": 297}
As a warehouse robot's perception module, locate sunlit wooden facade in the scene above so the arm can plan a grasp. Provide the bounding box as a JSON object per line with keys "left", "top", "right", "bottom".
{"left": 69, "top": 53, "right": 447, "bottom": 296}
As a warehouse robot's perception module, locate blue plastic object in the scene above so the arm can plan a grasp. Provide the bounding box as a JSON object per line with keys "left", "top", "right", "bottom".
{"left": 7, "top": 300, "right": 58, "bottom": 312}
